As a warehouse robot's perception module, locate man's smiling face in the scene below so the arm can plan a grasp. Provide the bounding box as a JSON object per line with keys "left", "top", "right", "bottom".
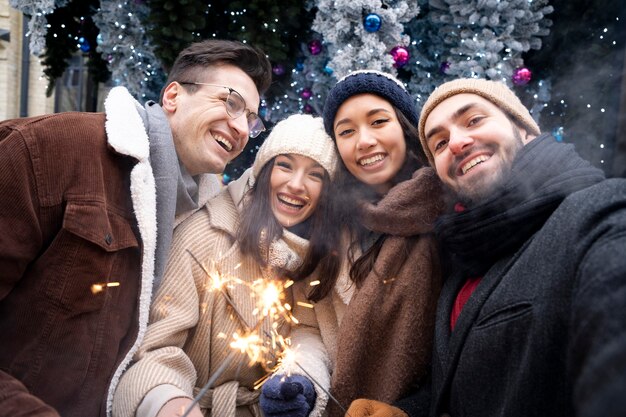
{"left": 424, "top": 93, "right": 530, "bottom": 204}
{"left": 162, "top": 64, "right": 260, "bottom": 176}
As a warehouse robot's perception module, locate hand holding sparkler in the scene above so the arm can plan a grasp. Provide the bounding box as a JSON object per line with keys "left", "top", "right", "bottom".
{"left": 260, "top": 374, "right": 316, "bottom": 417}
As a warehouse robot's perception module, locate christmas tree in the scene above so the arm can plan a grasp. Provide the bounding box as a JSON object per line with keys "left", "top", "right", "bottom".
{"left": 10, "top": 0, "right": 626, "bottom": 178}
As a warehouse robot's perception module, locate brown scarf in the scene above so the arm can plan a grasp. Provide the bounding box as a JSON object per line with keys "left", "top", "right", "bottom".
{"left": 328, "top": 167, "right": 445, "bottom": 416}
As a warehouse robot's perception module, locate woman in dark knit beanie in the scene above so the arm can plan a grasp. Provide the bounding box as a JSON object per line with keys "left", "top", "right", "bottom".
{"left": 262, "top": 70, "right": 445, "bottom": 417}
{"left": 322, "top": 70, "right": 444, "bottom": 416}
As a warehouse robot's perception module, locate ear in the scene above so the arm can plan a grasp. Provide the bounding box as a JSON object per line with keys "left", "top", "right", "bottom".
{"left": 519, "top": 126, "right": 537, "bottom": 145}
{"left": 161, "top": 82, "right": 181, "bottom": 114}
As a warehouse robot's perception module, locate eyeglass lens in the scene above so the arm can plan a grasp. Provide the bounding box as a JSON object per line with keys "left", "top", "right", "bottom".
{"left": 224, "top": 89, "right": 265, "bottom": 138}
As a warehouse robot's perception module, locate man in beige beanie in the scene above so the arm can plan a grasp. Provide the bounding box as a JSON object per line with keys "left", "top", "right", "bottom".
{"left": 347, "top": 78, "right": 626, "bottom": 417}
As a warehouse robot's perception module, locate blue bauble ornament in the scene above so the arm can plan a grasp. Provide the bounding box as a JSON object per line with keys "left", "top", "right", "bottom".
{"left": 295, "top": 57, "right": 305, "bottom": 72}
{"left": 363, "top": 13, "right": 382, "bottom": 33}
{"left": 552, "top": 126, "right": 564, "bottom": 142}
{"left": 78, "top": 37, "right": 91, "bottom": 52}
{"left": 323, "top": 65, "right": 334, "bottom": 75}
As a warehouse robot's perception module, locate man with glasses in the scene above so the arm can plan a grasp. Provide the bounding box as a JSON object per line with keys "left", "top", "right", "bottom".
{"left": 0, "top": 39, "right": 271, "bottom": 417}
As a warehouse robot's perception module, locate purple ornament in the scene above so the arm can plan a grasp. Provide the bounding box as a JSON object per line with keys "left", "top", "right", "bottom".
{"left": 308, "top": 39, "right": 322, "bottom": 56}
{"left": 439, "top": 61, "right": 450, "bottom": 74}
{"left": 304, "top": 104, "right": 313, "bottom": 114}
{"left": 272, "top": 64, "right": 285, "bottom": 76}
{"left": 512, "top": 67, "right": 532, "bottom": 86}
{"left": 301, "top": 88, "right": 312, "bottom": 100}
{"left": 390, "top": 46, "right": 409, "bottom": 68}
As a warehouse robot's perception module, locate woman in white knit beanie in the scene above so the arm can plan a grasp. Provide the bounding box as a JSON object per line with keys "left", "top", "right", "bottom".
{"left": 112, "top": 114, "right": 339, "bottom": 417}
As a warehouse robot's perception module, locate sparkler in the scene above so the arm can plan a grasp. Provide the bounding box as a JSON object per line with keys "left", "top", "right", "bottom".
{"left": 182, "top": 250, "right": 351, "bottom": 417}
{"left": 90, "top": 281, "right": 120, "bottom": 294}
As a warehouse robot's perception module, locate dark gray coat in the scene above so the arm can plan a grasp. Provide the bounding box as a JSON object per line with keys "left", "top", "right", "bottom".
{"left": 430, "top": 178, "right": 626, "bottom": 417}
{"left": 398, "top": 136, "right": 626, "bottom": 417}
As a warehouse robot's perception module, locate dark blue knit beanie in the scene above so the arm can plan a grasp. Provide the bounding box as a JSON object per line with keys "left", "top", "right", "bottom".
{"left": 322, "top": 70, "right": 418, "bottom": 139}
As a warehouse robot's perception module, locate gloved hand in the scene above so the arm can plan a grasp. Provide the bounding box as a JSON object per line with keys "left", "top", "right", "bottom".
{"left": 346, "top": 399, "right": 408, "bottom": 417}
{"left": 260, "top": 374, "right": 316, "bottom": 417}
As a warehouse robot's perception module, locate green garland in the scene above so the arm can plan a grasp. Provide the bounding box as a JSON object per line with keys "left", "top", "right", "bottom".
{"left": 141, "top": 0, "right": 313, "bottom": 72}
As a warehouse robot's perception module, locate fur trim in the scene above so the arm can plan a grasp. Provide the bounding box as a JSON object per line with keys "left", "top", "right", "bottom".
{"left": 103, "top": 87, "right": 158, "bottom": 417}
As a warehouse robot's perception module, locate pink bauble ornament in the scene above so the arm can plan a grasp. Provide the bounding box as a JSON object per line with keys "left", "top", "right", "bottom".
{"left": 301, "top": 88, "right": 312, "bottom": 100}
{"left": 308, "top": 40, "right": 322, "bottom": 55}
{"left": 512, "top": 67, "right": 532, "bottom": 86}
{"left": 390, "top": 46, "right": 410, "bottom": 68}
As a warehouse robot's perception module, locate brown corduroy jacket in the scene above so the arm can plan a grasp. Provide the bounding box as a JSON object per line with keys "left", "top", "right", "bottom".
{"left": 0, "top": 87, "right": 158, "bottom": 417}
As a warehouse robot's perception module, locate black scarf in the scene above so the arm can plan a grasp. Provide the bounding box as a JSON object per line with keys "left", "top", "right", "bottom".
{"left": 435, "top": 134, "right": 605, "bottom": 277}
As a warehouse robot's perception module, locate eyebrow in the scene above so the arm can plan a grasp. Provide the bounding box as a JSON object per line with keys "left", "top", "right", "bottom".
{"left": 279, "top": 154, "right": 323, "bottom": 169}
{"left": 425, "top": 103, "right": 480, "bottom": 143}
{"left": 334, "top": 107, "right": 392, "bottom": 130}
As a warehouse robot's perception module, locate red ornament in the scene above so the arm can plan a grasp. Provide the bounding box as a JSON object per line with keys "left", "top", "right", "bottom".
{"left": 390, "top": 46, "right": 410, "bottom": 68}
{"left": 308, "top": 40, "right": 322, "bottom": 56}
{"left": 512, "top": 67, "right": 532, "bottom": 86}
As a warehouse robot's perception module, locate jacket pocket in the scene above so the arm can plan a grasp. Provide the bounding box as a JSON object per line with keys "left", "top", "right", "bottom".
{"left": 41, "top": 201, "right": 139, "bottom": 313}
{"left": 474, "top": 301, "right": 533, "bottom": 330}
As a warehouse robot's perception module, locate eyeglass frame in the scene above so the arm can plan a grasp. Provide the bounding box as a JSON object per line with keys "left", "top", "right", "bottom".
{"left": 178, "top": 81, "right": 266, "bottom": 138}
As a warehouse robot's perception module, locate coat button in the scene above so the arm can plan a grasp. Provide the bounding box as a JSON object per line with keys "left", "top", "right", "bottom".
{"left": 104, "top": 234, "right": 113, "bottom": 245}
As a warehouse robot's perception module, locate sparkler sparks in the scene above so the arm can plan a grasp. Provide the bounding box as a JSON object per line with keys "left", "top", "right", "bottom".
{"left": 181, "top": 250, "right": 350, "bottom": 417}
{"left": 90, "top": 281, "right": 120, "bottom": 294}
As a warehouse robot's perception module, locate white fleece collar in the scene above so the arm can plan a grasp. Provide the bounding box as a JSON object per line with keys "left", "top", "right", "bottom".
{"left": 103, "top": 87, "right": 157, "bottom": 417}
{"left": 104, "top": 86, "right": 150, "bottom": 162}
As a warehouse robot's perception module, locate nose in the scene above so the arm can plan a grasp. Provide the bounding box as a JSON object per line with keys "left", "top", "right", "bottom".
{"left": 228, "top": 113, "right": 250, "bottom": 144}
{"left": 286, "top": 171, "right": 306, "bottom": 193}
{"left": 448, "top": 130, "right": 474, "bottom": 155}
{"left": 357, "top": 129, "right": 377, "bottom": 150}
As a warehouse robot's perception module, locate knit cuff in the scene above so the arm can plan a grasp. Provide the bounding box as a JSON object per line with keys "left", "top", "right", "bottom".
{"left": 136, "top": 384, "right": 192, "bottom": 417}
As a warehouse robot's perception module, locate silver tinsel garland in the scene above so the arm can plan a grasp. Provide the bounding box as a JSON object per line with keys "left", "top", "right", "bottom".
{"left": 10, "top": 0, "right": 69, "bottom": 56}
{"left": 312, "top": 0, "right": 419, "bottom": 78}
{"left": 92, "top": 0, "right": 163, "bottom": 100}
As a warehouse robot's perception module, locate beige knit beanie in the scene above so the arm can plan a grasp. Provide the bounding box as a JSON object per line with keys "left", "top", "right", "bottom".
{"left": 251, "top": 114, "right": 338, "bottom": 182}
{"left": 418, "top": 78, "right": 541, "bottom": 167}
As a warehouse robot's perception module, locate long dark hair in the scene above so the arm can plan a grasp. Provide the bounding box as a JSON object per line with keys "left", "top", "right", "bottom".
{"left": 237, "top": 157, "right": 342, "bottom": 289}
{"left": 310, "top": 106, "right": 424, "bottom": 300}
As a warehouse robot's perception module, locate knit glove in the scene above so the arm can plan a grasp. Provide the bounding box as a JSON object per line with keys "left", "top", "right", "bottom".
{"left": 260, "top": 375, "right": 316, "bottom": 417}
{"left": 347, "top": 399, "right": 409, "bottom": 417}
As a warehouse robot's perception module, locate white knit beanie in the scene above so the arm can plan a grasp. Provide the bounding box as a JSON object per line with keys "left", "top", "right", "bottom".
{"left": 251, "top": 114, "right": 338, "bottom": 182}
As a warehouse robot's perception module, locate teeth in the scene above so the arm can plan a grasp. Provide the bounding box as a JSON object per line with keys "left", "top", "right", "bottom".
{"left": 359, "top": 154, "right": 385, "bottom": 166}
{"left": 214, "top": 134, "right": 233, "bottom": 151}
{"left": 461, "top": 155, "right": 490, "bottom": 174}
{"left": 279, "top": 195, "right": 305, "bottom": 207}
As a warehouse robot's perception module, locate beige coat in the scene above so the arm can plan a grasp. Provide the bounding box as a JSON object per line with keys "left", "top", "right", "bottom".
{"left": 112, "top": 176, "right": 308, "bottom": 417}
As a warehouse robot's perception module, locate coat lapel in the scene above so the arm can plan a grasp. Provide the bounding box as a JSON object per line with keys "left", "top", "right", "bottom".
{"left": 432, "top": 255, "right": 515, "bottom": 412}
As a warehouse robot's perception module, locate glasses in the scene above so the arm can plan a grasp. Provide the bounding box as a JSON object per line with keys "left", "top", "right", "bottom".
{"left": 179, "top": 82, "right": 266, "bottom": 138}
